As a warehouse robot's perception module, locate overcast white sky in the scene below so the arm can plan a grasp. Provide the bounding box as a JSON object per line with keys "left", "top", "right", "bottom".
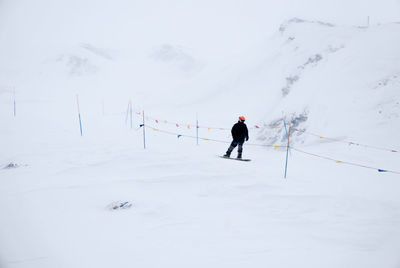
{"left": 0, "top": 0, "right": 399, "bottom": 59}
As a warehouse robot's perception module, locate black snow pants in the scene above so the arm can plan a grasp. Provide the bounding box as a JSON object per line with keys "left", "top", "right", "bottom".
{"left": 226, "top": 141, "right": 243, "bottom": 156}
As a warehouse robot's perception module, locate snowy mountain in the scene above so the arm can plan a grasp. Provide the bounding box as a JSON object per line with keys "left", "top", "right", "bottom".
{"left": 249, "top": 18, "right": 400, "bottom": 147}
{"left": 1, "top": 1, "right": 400, "bottom": 268}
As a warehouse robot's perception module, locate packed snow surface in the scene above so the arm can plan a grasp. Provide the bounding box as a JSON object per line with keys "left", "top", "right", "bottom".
{"left": 1, "top": 0, "right": 400, "bottom": 267}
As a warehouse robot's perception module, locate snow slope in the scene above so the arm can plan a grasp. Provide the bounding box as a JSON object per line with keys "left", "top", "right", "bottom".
{"left": 1, "top": 0, "right": 400, "bottom": 267}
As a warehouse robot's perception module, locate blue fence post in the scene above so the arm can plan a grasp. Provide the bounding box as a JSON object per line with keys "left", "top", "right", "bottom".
{"left": 76, "top": 95, "right": 83, "bottom": 136}
{"left": 283, "top": 120, "right": 291, "bottom": 179}
{"left": 284, "top": 120, "right": 288, "bottom": 139}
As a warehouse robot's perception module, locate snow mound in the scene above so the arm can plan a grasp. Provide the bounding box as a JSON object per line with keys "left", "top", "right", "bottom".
{"left": 3, "top": 162, "right": 19, "bottom": 169}
{"left": 107, "top": 201, "right": 133, "bottom": 210}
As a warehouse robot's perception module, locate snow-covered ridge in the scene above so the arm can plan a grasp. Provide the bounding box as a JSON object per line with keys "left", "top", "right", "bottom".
{"left": 279, "top": 17, "right": 335, "bottom": 33}
{"left": 247, "top": 19, "right": 400, "bottom": 148}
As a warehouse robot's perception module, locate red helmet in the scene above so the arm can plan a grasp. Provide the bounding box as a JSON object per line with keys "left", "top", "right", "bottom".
{"left": 239, "top": 116, "right": 246, "bottom": 121}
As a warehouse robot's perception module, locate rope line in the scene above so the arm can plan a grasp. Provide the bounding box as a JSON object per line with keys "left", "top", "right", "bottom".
{"left": 293, "top": 128, "right": 398, "bottom": 153}
{"left": 135, "top": 111, "right": 262, "bottom": 130}
{"left": 129, "top": 106, "right": 398, "bottom": 155}
{"left": 291, "top": 147, "right": 400, "bottom": 175}
{"left": 143, "top": 124, "right": 400, "bottom": 175}
{"left": 144, "top": 125, "right": 283, "bottom": 148}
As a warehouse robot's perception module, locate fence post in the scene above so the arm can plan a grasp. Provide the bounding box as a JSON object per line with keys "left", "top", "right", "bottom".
{"left": 284, "top": 120, "right": 291, "bottom": 179}
{"left": 76, "top": 95, "right": 83, "bottom": 136}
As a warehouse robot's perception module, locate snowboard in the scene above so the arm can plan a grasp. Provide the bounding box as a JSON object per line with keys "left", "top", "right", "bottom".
{"left": 219, "top": 156, "right": 251, "bottom": 162}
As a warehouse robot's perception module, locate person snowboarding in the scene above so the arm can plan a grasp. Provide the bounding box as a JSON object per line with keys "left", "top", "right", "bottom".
{"left": 223, "top": 116, "right": 249, "bottom": 159}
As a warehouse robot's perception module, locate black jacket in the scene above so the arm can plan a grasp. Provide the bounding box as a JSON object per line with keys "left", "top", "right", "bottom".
{"left": 231, "top": 121, "right": 249, "bottom": 143}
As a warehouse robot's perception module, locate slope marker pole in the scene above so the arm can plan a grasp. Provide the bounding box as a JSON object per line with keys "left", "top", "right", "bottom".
{"left": 76, "top": 95, "right": 83, "bottom": 136}
{"left": 284, "top": 120, "right": 291, "bottom": 179}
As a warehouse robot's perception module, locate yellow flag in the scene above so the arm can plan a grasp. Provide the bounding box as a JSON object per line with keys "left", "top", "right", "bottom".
{"left": 335, "top": 161, "right": 342, "bottom": 163}
{"left": 274, "top": 146, "right": 279, "bottom": 150}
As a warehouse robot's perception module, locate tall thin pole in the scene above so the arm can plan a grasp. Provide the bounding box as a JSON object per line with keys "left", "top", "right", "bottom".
{"left": 142, "top": 111, "right": 146, "bottom": 149}
{"left": 283, "top": 120, "right": 288, "bottom": 139}
{"left": 284, "top": 121, "right": 291, "bottom": 179}
{"left": 76, "top": 95, "right": 83, "bottom": 136}
{"left": 196, "top": 113, "right": 199, "bottom": 145}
